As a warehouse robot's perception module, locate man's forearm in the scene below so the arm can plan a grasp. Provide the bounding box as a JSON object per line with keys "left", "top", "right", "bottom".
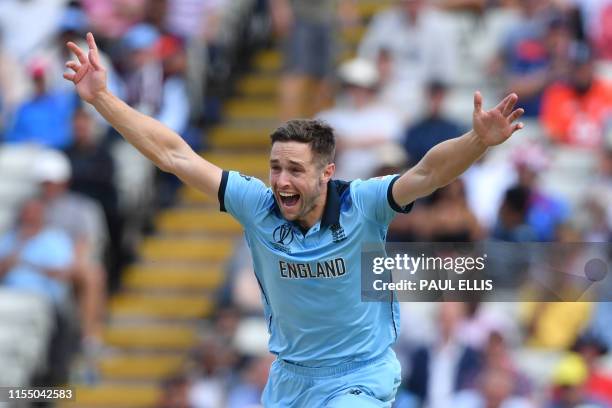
{"left": 421, "top": 130, "right": 487, "bottom": 189}
{"left": 91, "top": 89, "right": 223, "bottom": 197}
{"left": 91, "top": 89, "right": 187, "bottom": 172}
{"left": 393, "top": 92, "right": 523, "bottom": 206}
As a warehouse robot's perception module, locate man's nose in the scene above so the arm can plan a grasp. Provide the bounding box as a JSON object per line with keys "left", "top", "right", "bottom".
{"left": 276, "top": 170, "right": 291, "bottom": 187}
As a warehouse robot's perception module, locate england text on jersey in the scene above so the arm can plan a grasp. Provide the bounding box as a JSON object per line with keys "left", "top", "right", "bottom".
{"left": 279, "top": 258, "right": 346, "bottom": 279}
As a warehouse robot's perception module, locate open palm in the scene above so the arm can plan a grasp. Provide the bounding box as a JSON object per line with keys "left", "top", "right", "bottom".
{"left": 63, "top": 33, "right": 107, "bottom": 104}
{"left": 473, "top": 92, "right": 524, "bottom": 147}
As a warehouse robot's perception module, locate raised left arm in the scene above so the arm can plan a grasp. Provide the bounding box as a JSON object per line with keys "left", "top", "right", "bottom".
{"left": 392, "top": 92, "right": 524, "bottom": 207}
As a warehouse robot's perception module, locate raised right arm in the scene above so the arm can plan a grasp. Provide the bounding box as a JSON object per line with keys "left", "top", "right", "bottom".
{"left": 64, "top": 33, "right": 222, "bottom": 197}
{"left": 91, "top": 90, "right": 222, "bottom": 196}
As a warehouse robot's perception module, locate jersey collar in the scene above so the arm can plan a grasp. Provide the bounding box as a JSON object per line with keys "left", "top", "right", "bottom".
{"left": 269, "top": 180, "right": 343, "bottom": 230}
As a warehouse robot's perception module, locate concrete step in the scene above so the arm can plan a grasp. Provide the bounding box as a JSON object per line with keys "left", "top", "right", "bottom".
{"left": 208, "top": 125, "right": 271, "bottom": 149}
{"left": 201, "top": 152, "right": 270, "bottom": 175}
{"left": 123, "top": 263, "right": 224, "bottom": 291}
{"left": 179, "top": 174, "right": 268, "bottom": 205}
{"left": 109, "top": 294, "right": 213, "bottom": 319}
{"left": 179, "top": 186, "right": 217, "bottom": 205}
{"left": 155, "top": 208, "right": 241, "bottom": 234}
{"left": 104, "top": 325, "right": 198, "bottom": 350}
{"left": 139, "top": 236, "right": 233, "bottom": 262}
{"left": 99, "top": 354, "right": 184, "bottom": 381}
{"left": 341, "top": 25, "right": 367, "bottom": 46}
{"left": 223, "top": 99, "right": 279, "bottom": 121}
{"left": 235, "top": 74, "right": 277, "bottom": 97}
{"left": 59, "top": 384, "right": 159, "bottom": 408}
{"left": 355, "top": 1, "right": 394, "bottom": 20}
{"left": 252, "top": 49, "right": 281, "bottom": 72}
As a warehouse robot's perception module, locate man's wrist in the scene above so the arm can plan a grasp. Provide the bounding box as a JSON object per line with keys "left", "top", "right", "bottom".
{"left": 468, "top": 129, "right": 488, "bottom": 151}
{"left": 90, "top": 88, "right": 113, "bottom": 108}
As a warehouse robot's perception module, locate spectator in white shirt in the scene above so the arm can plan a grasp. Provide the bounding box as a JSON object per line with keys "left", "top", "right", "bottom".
{"left": 316, "top": 58, "right": 404, "bottom": 181}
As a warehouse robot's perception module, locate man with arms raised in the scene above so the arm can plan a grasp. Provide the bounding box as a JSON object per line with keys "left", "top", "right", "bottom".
{"left": 64, "top": 33, "right": 524, "bottom": 408}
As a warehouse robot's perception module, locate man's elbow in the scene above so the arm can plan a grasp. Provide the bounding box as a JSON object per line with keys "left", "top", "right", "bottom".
{"left": 415, "top": 163, "right": 442, "bottom": 197}
{"left": 159, "top": 147, "right": 186, "bottom": 174}
{"left": 157, "top": 155, "right": 174, "bottom": 173}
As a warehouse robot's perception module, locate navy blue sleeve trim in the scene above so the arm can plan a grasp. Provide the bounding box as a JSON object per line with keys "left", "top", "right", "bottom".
{"left": 387, "top": 175, "right": 414, "bottom": 213}
{"left": 218, "top": 170, "right": 229, "bottom": 212}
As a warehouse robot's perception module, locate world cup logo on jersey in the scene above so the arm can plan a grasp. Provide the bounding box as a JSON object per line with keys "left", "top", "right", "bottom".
{"left": 272, "top": 223, "right": 294, "bottom": 252}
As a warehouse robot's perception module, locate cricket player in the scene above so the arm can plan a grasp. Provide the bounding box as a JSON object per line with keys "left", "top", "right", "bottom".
{"left": 64, "top": 33, "right": 524, "bottom": 407}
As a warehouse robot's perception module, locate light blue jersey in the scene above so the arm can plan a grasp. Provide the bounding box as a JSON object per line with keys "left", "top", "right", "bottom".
{"left": 220, "top": 170, "right": 412, "bottom": 367}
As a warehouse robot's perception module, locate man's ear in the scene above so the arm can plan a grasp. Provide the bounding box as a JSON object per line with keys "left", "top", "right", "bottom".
{"left": 322, "top": 162, "right": 335, "bottom": 182}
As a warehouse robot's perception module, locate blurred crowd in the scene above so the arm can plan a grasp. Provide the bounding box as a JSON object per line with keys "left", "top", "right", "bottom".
{"left": 178, "top": 0, "right": 612, "bottom": 407}
{"left": 0, "top": 0, "right": 611, "bottom": 407}
{"left": 0, "top": 0, "right": 259, "bottom": 390}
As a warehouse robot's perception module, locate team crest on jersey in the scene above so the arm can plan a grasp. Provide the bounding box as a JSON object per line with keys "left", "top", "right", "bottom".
{"left": 271, "top": 223, "right": 294, "bottom": 253}
{"left": 330, "top": 223, "right": 346, "bottom": 243}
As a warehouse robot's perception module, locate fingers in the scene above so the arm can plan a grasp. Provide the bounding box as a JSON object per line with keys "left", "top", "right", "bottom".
{"left": 511, "top": 122, "right": 525, "bottom": 134}
{"left": 67, "top": 41, "right": 88, "bottom": 65}
{"left": 63, "top": 61, "right": 79, "bottom": 81}
{"left": 502, "top": 93, "right": 518, "bottom": 117}
{"left": 65, "top": 61, "right": 80, "bottom": 73}
{"left": 64, "top": 60, "right": 89, "bottom": 83}
{"left": 473, "top": 91, "right": 483, "bottom": 114}
{"left": 493, "top": 93, "right": 512, "bottom": 113}
{"left": 507, "top": 107, "right": 525, "bottom": 123}
{"left": 86, "top": 32, "right": 103, "bottom": 70}
{"left": 86, "top": 32, "right": 97, "bottom": 51}
{"left": 73, "top": 64, "right": 89, "bottom": 83}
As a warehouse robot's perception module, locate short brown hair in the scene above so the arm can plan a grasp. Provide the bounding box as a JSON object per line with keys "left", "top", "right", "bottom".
{"left": 270, "top": 119, "right": 335, "bottom": 165}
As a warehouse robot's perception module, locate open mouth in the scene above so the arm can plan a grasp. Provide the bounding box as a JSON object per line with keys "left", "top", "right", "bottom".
{"left": 279, "top": 192, "right": 300, "bottom": 207}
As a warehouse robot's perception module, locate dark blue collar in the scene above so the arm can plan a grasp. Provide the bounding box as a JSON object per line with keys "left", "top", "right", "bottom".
{"left": 270, "top": 180, "right": 347, "bottom": 230}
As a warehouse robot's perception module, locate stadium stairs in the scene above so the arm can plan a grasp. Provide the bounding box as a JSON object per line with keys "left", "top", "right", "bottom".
{"left": 61, "top": 3, "right": 388, "bottom": 407}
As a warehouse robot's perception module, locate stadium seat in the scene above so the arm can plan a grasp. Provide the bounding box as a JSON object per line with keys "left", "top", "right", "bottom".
{"left": 0, "top": 145, "right": 44, "bottom": 181}
{"left": 0, "top": 145, "right": 43, "bottom": 234}
{"left": 110, "top": 139, "right": 156, "bottom": 211}
{"left": 513, "top": 349, "right": 564, "bottom": 391}
{"left": 0, "top": 290, "right": 54, "bottom": 381}
{"left": 0, "top": 290, "right": 54, "bottom": 338}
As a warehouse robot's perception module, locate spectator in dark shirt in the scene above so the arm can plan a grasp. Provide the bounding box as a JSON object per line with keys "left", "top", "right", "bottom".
{"left": 402, "top": 303, "right": 483, "bottom": 408}
{"left": 65, "top": 107, "right": 126, "bottom": 293}
{"left": 402, "top": 81, "right": 465, "bottom": 167}
{"left": 495, "top": 2, "right": 573, "bottom": 117}
{"left": 66, "top": 107, "right": 117, "bottom": 216}
{"left": 489, "top": 185, "right": 537, "bottom": 286}
{"left": 491, "top": 185, "right": 537, "bottom": 242}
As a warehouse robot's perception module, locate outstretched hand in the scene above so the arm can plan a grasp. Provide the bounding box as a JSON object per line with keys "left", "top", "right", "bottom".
{"left": 64, "top": 32, "right": 107, "bottom": 104}
{"left": 472, "top": 92, "right": 524, "bottom": 147}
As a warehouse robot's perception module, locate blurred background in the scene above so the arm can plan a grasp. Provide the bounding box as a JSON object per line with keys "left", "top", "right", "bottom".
{"left": 0, "top": 0, "right": 611, "bottom": 407}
